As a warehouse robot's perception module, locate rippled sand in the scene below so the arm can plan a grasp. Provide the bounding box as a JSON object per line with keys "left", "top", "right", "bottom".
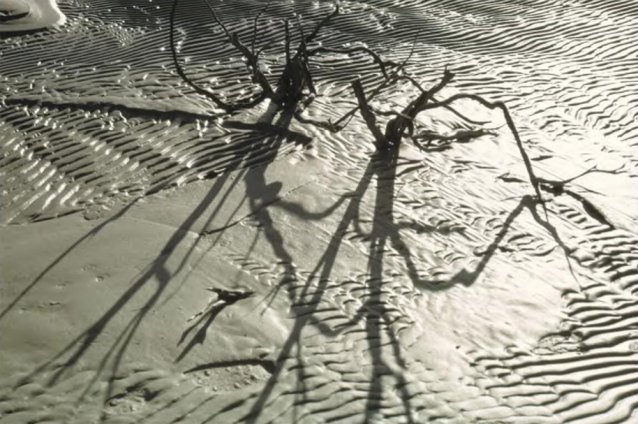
{"left": 1, "top": 1, "right": 638, "bottom": 423}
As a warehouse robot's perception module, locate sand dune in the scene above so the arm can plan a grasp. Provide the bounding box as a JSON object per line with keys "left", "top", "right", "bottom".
{"left": 1, "top": 0, "right": 637, "bottom": 423}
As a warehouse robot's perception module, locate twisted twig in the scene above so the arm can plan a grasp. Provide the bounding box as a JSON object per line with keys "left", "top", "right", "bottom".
{"left": 170, "top": 0, "right": 268, "bottom": 112}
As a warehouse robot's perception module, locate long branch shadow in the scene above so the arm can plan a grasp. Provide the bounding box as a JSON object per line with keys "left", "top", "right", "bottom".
{"left": 13, "top": 110, "right": 312, "bottom": 422}
{"left": 0, "top": 199, "right": 139, "bottom": 322}
{"left": 237, "top": 130, "right": 579, "bottom": 422}
{"left": 5, "top": 5, "right": 590, "bottom": 422}
{"left": 9, "top": 98, "right": 579, "bottom": 424}
{"left": 37, "top": 0, "right": 348, "bottom": 394}
{"left": 227, "top": 147, "right": 410, "bottom": 422}
{"left": 233, "top": 144, "right": 441, "bottom": 423}
{"left": 0, "top": 100, "right": 307, "bottom": 324}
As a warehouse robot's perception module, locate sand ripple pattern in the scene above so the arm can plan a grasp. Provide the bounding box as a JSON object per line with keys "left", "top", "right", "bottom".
{"left": 1, "top": 0, "right": 638, "bottom": 222}
{"left": 1, "top": 0, "right": 638, "bottom": 423}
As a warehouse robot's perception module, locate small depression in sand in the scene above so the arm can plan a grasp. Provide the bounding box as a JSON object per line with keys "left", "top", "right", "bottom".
{"left": 1, "top": 1, "right": 638, "bottom": 423}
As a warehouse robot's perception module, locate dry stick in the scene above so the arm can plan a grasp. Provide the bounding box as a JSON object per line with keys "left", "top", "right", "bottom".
{"left": 296, "top": 15, "right": 317, "bottom": 95}
{"left": 276, "top": 19, "right": 299, "bottom": 106}
{"left": 326, "top": 74, "right": 397, "bottom": 130}
{"left": 352, "top": 79, "right": 386, "bottom": 149}
{"left": 284, "top": 19, "right": 291, "bottom": 66}
{"left": 303, "top": 3, "right": 340, "bottom": 45}
{"left": 256, "top": 37, "right": 276, "bottom": 59}
{"left": 202, "top": 0, "right": 274, "bottom": 101}
{"left": 537, "top": 165, "right": 623, "bottom": 191}
{"left": 206, "top": 1, "right": 339, "bottom": 110}
{"left": 326, "top": 32, "right": 486, "bottom": 127}
{"left": 281, "top": 3, "right": 340, "bottom": 107}
{"left": 203, "top": 0, "right": 230, "bottom": 37}
{"left": 383, "top": 67, "right": 455, "bottom": 145}
{"left": 293, "top": 45, "right": 400, "bottom": 125}
{"left": 298, "top": 58, "right": 404, "bottom": 132}
{"left": 170, "top": 0, "right": 239, "bottom": 112}
{"left": 418, "top": 93, "right": 545, "bottom": 212}
{"left": 326, "top": 48, "right": 407, "bottom": 130}
{"left": 397, "top": 30, "right": 420, "bottom": 71}
{"left": 308, "top": 46, "right": 400, "bottom": 79}
{"left": 403, "top": 68, "right": 455, "bottom": 119}
{"left": 231, "top": 32, "right": 275, "bottom": 97}
{"left": 251, "top": 1, "right": 272, "bottom": 57}
{"left": 397, "top": 73, "right": 488, "bottom": 125}
{"left": 303, "top": 29, "right": 418, "bottom": 131}
{"left": 536, "top": 165, "right": 622, "bottom": 228}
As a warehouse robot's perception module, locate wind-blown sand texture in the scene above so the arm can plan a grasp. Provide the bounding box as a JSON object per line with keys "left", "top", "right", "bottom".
{"left": 1, "top": 0, "right": 638, "bottom": 423}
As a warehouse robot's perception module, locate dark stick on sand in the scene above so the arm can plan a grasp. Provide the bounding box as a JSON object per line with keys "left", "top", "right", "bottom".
{"left": 347, "top": 68, "right": 546, "bottom": 211}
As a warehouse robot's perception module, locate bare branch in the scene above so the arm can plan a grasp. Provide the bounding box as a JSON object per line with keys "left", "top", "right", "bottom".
{"left": 202, "top": 0, "right": 274, "bottom": 99}
{"left": 537, "top": 164, "right": 623, "bottom": 190}
{"left": 304, "top": 3, "right": 340, "bottom": 45}
{"left": 308, "top": 46, "right": 400, "bottom": 79}
{"left": 328, "top": 71, "right": 403, "bottom": 131}
{"left": 396, "top": 73, "right": 489, "bottom": 125}
{"left": 284, "top": 19, "right": 291, "bottom": 65}
{"left": 418, "top": 92, "right": 545, "bottom": 210}
{"left": 256, "top": 38, "right": 276, "bottom": 59}
{"left": 170, "top": 0, "right": 236, "bottom": 111}
{"left": 398, "top": 30, "right": 420, "bottom": 70}
{"left": 252, "top": 1, "right": 272, "bottom": 56}
{"left": 403, "top": 67, "right": 455, "bottom": 118}
{"left": 382, "top": 67, "right": 455, "bottom": 144}
{"left": 296, "top": 15, "right": 317, "bottom": 94}
{"left": 203, "top": 0, "right": 231, "bottom": 40}
{"left": 171, "top": 0, "right": 273, "bottom": 111}
{"left": 352, "top": 79, "right": 386, "bottom": 150}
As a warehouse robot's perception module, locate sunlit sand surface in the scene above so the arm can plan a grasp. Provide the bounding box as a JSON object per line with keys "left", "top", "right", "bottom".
{"left": 1, "top": 1, "right": 637, "bottom": 423}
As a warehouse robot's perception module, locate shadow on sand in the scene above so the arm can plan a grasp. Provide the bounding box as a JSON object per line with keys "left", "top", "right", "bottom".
{"left": 7, "top": 100, "right": 313, "bottom": 420}
{"left": 226, "top": 135, "right": 576, "bottom": 423}
{"left": 6, "top": 104, "right": 579, "bottom": 423}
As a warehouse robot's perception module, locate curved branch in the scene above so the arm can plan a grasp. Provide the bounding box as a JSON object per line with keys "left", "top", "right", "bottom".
{"left": 418, "top": 93, "right": 544, "bottom": 208}
{"left": 171, "top": 0, "right": 269, "bottom": 112}
{"left": 396, "top": 73, "right": 489, "bottom": 125}
{"left": 304, "top": 3, "right": 340, "bottom": 45}
{"left": 307, "top": 46, "right": 400, "bottom": 79}
{"left": 170, "top": 0, "right": 236, "bottom": 111}
{"left": 352, "top": 79, "right": 386, "bottom": 149}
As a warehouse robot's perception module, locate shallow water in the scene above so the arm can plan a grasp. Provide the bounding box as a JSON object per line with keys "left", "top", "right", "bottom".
{"left": 1, "top": 1, "right": 638, "bottom": 423}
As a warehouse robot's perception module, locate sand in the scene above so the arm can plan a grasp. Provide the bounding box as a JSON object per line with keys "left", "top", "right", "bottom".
{"left": 1, "top": 0, "right": 638, "bottom": 423}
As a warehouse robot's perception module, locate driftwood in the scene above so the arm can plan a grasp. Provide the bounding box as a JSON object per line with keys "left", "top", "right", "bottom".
{"left": 170, "top": 1, "right": 407, "bottom": 112}
{"left": 346, "top": 68, "right": 547, "bottom": 209}
{"left": 169, "top": 0, "right": 609, "bottom": 215}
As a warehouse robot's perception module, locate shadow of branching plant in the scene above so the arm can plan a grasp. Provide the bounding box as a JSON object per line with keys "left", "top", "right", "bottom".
{"left": 9, "top": 3, "right": 625, "bottom": 423}
{"left": 225, "top": 48, "right": 626, "bottom": 423}
{"left": 11, "top": 117, "right": 313, "bottom": 423}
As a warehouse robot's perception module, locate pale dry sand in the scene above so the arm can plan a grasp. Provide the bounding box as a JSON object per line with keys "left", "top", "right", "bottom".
{"left": 1, "top": 1, "right": 638, "bottom": 423}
